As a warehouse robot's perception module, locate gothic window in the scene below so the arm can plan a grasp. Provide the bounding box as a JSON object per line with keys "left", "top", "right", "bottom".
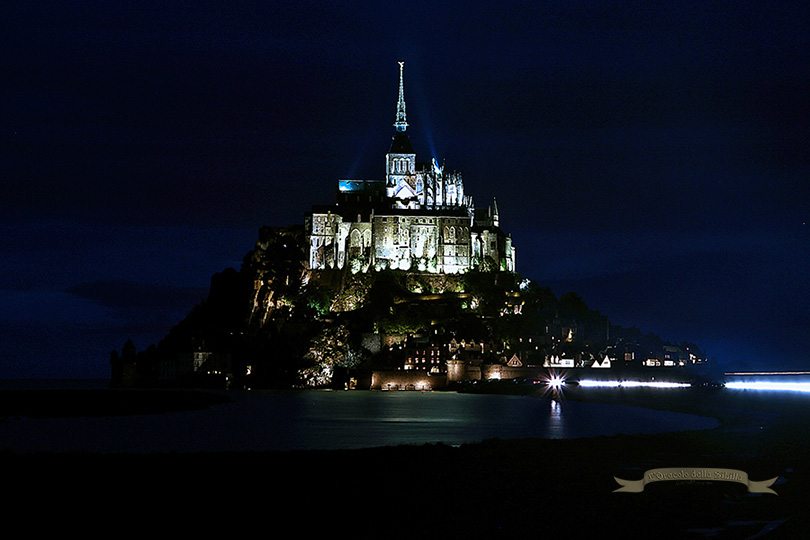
{"left": 350, "top": 229, "right": 362, "bottom": 248}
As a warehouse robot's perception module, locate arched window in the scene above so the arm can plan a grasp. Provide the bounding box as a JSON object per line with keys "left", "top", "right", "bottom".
{"left": 350, "top": 228, "right": 362, "bottom": 248}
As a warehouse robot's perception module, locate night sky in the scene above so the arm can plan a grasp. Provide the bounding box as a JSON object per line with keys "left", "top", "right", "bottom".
{"left": 2, "top": 2, "right": 808, "bottom": 379}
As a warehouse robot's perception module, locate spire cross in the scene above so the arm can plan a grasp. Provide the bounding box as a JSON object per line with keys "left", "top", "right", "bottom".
{"left": 394, "top": 61, "right": 408, "bottom": 132}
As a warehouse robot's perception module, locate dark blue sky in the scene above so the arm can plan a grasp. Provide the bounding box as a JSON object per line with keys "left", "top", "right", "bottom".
{"left": 2, "top": 2, "right": 808, "bottom": 378}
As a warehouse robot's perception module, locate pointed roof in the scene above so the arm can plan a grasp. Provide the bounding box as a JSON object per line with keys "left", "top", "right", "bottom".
{"left": 389, "top": 130, "right": 414, "bottom": 154}
{"left": 507, "top": 354, "right": 522, "bottom": 367}
{"left": 388, "top": 62, "right": 415, "bottom": 155}
{"left": 394, "top": 61, "right": 408, "bottom": 132}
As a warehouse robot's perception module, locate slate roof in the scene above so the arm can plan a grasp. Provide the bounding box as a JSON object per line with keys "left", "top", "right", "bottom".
{"left": 388, "top": 130, "right": 415, "bottom": 154}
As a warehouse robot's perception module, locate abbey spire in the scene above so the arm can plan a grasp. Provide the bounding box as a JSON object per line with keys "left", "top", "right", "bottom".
{"left": 387, "top": 61, "right": 416, "bottom": 199}
{"left": 394, "top": 61, "right": 408, "bottom": 132}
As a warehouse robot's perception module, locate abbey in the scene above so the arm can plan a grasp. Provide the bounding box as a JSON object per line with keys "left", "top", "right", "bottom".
{"left": 306, "top": 62, "right": 516, "bottom": 275}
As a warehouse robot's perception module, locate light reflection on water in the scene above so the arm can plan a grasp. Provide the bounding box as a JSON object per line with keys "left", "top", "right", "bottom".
{"left": 0, "top": 389, "right": 719, "bottom": 453}
{"left": 548, "top": 399, "right": 566, "bottom": 438}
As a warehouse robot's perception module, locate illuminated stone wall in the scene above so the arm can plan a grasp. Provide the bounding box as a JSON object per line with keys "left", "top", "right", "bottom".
{"left": 309, "top": 212, "right": 343, "bottom": 270}
{"left": 447, "top": 361, "right": 547, "bottom": 383}
{"left": 482, "top": 364, "right": 546, "bottom": 380}
{"left": 307, "top": 209, "right": 494, "bottom": 275}
{"left": 373, "top": 214, "right": 417, "bottom": 271}
{"left": 446, "top": 359, "right": 468, "bottom": 382}
{"left": 309, "top": 211, "right": 481, "bottom": 274}
{"left": 370, "top": 370, "right": 447, "bottom": 390}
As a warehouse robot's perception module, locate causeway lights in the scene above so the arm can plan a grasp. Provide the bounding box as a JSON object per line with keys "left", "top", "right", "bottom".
{"left": 577, "top": 380, "right": 690, "bottom": 388}
{"left": 725, "top": 381, "right": 810, "bottom": 392}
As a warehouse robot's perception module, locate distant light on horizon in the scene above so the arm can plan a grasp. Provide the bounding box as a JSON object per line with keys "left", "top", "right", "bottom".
{"left": 578, "top": 380, "right": 690, "bottom": 389}
{"left": 725, "top": 381, "right": 810, "bottom": 393}
{"left": 725, "top": 371, "right": 810, "bottom": 376}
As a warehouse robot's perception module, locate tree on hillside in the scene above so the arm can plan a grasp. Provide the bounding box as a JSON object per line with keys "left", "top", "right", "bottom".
{"left": 298, "top": 323, "right": 364, "bottom": 387}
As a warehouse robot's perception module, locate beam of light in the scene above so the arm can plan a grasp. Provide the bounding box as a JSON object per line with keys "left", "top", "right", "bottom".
{"left": 725, "top": 381, "right": 810, "bottom": 393}
{"left": 577, "top": 380, "right": 690, "bottom": 388}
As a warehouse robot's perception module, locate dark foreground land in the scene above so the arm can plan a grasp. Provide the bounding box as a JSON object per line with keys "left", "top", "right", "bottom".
{"left": 2, "top": 385, "right": 809, "bottom": 539}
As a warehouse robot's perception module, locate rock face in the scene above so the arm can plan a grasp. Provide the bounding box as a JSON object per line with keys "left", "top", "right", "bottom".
{"left": 242, "top": 225, "right": 309, "bottom": 328}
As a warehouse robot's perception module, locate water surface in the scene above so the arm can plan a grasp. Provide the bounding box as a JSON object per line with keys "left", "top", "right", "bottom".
{"left": 0, "top": 388, "right": 719, "bottom": 453}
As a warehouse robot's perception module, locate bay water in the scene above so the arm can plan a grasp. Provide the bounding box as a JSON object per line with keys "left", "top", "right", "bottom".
{"left": 0, "top": 384, "right": 719, "bottom": 453}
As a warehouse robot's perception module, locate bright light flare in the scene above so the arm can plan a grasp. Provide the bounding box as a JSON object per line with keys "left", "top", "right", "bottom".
{"left": 538, "top": 371, "right": 567, "bottom": 398}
